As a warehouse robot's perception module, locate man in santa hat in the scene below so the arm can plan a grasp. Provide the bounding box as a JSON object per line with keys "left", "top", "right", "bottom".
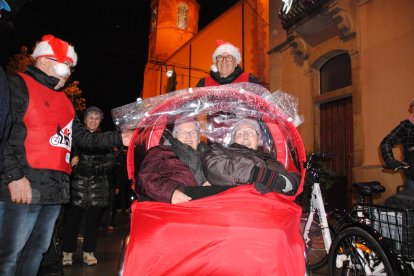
{"left": 196, "top": 39, "right": 259, "bottom": 87}
{"left": 0, "top": 34, "right": 131, "bottom": 275}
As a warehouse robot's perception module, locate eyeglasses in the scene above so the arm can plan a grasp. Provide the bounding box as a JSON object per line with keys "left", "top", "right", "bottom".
{"left": 46, "top": 57, "right": 75, "bottom": 73}
{"left": 175, "top": 130, "right": 199, "bottom": 138}
{"left": 235, "top": 129, "right": 258, "bottom": 138}
{"left": 216, "top": 55, "right": 234, "bottom": 62}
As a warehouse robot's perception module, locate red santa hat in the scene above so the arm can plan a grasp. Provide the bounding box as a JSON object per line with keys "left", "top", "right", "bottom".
{"left": 32, "top": 34, "right": 77, "bottom": 76}
{"left": 211, "top": 39, "right": 241, "bottom": 72}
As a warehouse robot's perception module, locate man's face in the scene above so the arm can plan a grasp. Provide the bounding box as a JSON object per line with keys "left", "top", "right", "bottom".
{"left": 38, "top": 57, "right": 72, "bottom": 89}
{"left": 174, "top": 121, "right": 199, "bottom": 150}
{"left": 216, "top": 51, "right": 237, "bottom": 78}
{"left": 84, "top": 112, "right": 102, "bottom": 132}
{"left": 233, "top": 123, "right": 260, "bottom": 150}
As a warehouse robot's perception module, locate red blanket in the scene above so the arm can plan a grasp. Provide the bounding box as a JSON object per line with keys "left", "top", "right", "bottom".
{"left": 123, "top": 185, "right": 305, "bottom": 276}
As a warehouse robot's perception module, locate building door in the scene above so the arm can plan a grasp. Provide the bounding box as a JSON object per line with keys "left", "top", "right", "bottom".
{"left": 320, "top": 97, "right": 353, "bottom": 209}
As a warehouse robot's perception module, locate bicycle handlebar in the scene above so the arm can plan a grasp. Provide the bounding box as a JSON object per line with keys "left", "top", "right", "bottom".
{"left": 309, "top": 152, "right": 334, "bottom": 160}
{"left": 383, "top": 162, "right": 410, "bottom": 172}
{"left": 304, "top": 152, "right": 334, "bottom": 170}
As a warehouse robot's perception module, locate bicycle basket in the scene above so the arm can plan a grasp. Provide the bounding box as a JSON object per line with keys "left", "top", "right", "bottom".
{"left": 366, "top": 205, "right": 414, "bottom": 260}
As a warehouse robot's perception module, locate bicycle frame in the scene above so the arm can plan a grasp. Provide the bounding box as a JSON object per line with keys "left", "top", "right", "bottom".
{"left": 303, "top": 182, "right": 332, "bottom": 253}
{"left": 331, "top": 205, "right": 406, "bottom": 274}
{"left": 301, "top": 152, "right": 335, "bottom": 270}
{"left": 328, "top": 167, "right": 414, "bottom": 275}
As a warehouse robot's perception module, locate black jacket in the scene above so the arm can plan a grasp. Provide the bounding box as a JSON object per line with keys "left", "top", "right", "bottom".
{"left": 0, "top": 66, "right": 11, "bottom": 173}
{"left": 0, "top": 66, "right": 122, "bottom": 204}
{"left": 70, "top": 145, "right": 116, "bottom": 208}
{"left": 203, "top": 143, "right": 301, "bottom": 195}
{"left": 196, "top": 66, "right": 259, "bottom": 87}
{"left": 380, "top": 119, "right": 414, "bottom": 179}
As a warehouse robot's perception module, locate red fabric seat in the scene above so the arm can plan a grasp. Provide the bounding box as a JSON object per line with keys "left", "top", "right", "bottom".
{"left": 123, "top": 186, "right": 305, "bottom": 276}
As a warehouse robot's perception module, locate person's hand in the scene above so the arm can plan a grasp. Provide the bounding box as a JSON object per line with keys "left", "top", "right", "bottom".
{"left": 171, "top": 189, "right": 192, "bottom": 204}
{"left": 71, "top": 156, "right": 79, "bottom": 166}
{"left": 202, "top": 181, "right": 211, "bottom": 186}
{"left": 121, "top": 129, "right": 134, "bottom": 146}
{"left": 385, "top": 159, "right": 403, "bottom": 170}
{"left": 8, "top": 177, "right": 32, "bottom": 204}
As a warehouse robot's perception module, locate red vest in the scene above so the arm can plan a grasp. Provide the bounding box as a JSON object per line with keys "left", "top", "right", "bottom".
{"left": 204, "top": 72, "right": 249, "bottom": 86}
{"left": 19, "top": 73, "right": 75, "bottom": 174}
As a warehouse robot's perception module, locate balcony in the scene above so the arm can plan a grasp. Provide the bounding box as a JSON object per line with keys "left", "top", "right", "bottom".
{"left": 279, "top": 0, "right": 332, "bottom": 30}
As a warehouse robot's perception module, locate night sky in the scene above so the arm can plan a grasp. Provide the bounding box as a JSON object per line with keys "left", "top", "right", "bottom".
{"left": 0, "top": 0, "right": 238, "bottom": 130}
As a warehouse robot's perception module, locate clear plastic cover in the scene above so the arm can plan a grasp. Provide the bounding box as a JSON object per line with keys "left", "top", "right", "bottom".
{"left": 111, "top": 83, "right": 303, "bottom": 131}
{"left": 112, "top": 83, "right": 304, "bottom": 172}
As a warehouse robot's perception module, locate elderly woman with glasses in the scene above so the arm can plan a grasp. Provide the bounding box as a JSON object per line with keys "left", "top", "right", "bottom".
{"left": 137, "top": 118, "right": 213, "bottom": 204}
{"left": 202, "top": 118, "right": 300, "bottom": 195}
{"left": 196, "top": 40, "right": 259, "bottom": 87}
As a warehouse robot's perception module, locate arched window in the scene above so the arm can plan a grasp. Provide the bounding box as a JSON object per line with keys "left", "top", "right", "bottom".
{"left": 320, "top": 53, "right": 351, "bottom": 94}
{"left": 177, "top": 2, "right": 188, "bottom": 30}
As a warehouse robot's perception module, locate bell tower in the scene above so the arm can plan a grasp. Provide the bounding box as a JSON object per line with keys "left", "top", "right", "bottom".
{"left": 148, "top": 0, "right": 199, "bottom": 61}
{"left": 143, "top": 0, "right": 199, "bottom": 98}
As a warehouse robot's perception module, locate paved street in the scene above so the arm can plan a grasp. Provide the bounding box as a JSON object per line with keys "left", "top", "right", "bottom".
{"left": 61, "top": 213, "right": 130, "bottom": 276}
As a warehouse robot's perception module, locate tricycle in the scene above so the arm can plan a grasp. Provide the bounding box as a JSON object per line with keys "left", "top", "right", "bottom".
{"left": 112, "top": 83, "right": 309, "bottom": 276}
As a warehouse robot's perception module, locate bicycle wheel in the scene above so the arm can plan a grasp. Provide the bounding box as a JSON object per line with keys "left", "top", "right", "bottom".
{"left": 301, "top": 213, "right": 331, "bottom": 270}
{"left": 328, "top": 227, "right": 394, "bottom": 275}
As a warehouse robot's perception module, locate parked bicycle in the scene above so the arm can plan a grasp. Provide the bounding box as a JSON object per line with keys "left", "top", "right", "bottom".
{"left": 328, "top": 164, "right": 414, "bottom": 275}
{"left": 301, "top": 152, "right": 335, "bottom": 270}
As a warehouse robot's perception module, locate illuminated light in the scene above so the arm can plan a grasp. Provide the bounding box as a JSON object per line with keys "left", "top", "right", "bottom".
{"left": 144, "top": 112, "right": 150, "bottom": 117}
{"left": 287, "top": 117, "right": 293, "bottom": 122}
{"left": 189, "top": 88, "right": 193, "bottom": 94}
{"left": 166, "top": 70, "right": 174, "bottom": 77}
{"left": 239, "top": 88, "right": 244, "bottom": 93}
{"left": 281, "top": 0, "right": 293, "bottom": 14}
{"left": 355, "top": 243, "right": 372, "bottom": 254}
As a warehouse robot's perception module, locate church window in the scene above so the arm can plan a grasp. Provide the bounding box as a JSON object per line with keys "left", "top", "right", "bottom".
{"left": 177, "top": 2, "right": 188, "bottom": 30}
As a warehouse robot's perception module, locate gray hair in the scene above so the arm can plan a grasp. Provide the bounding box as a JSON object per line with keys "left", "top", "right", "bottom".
{"left": 231, "top": 118, "right": 263, "bottom": 145}
{"left": 84, "top": 106, "right": 103, "bottom": 120}
{"left": 172, "top": 118, "right": 201, "bottom": 138}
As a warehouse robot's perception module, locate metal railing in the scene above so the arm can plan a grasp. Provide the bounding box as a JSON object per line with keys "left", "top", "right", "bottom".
{"left": 279, "top": 0, "right": 331, "bottom": 30}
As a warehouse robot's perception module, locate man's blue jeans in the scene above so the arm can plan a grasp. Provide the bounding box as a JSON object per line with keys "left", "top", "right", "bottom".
{"left": 0, "top": 201, "right": 61, "bottom": 276}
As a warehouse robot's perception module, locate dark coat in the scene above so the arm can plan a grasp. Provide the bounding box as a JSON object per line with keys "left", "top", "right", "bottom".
{"left": 203, "top": 143, "right": 300, "bottom": 194}
{"left": 380, "top": 119, "right": 414, "bottom": 179}
{"left": 0, "top": 66, "right": 11, "bottom": 173}
{"left": 196, "top": 65, "right": 259, "bottom": 87}
{"left": 70, "top": 145, "right": 116, "bottom": 208}
{"left": 0, "top": 66, "right": 122, "bottom": 204}
{"left": 137, "top": 145, "right": 198, "bottom": 203}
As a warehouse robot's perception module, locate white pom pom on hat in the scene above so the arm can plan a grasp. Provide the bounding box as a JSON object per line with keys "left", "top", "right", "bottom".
{"left": 211, "top": 39, "right": 241, "bottom": 72}
{"left": 53, "top": 63, "right": 70, "bottom": 77}
{"left": 32, "top": 34, "right": 78, "bottom": 67}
